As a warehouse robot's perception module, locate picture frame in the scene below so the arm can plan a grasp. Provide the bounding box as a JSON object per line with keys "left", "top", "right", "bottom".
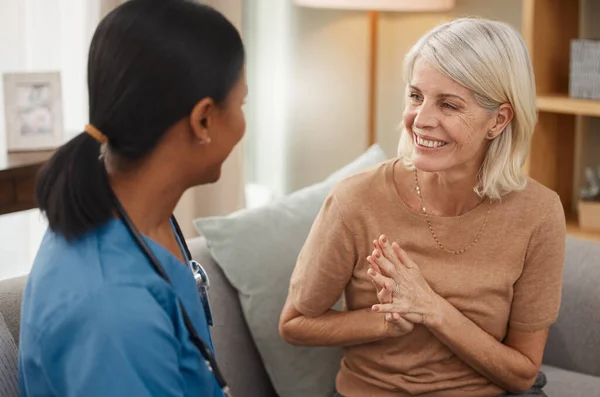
{"left": 2, "top": 71, "right": 64, "bottom": 152}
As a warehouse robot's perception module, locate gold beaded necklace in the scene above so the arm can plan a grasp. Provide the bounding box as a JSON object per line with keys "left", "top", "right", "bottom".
{"left": 414, "top": 169, "right": 491, "bottom": 255}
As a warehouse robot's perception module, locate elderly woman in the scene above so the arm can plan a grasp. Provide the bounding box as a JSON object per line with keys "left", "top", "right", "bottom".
{"left": 279, "top": 17, "right": 565, "bottom": 397}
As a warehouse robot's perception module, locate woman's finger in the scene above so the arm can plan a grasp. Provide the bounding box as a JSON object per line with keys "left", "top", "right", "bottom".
{"left": 375, "top": 304, "right": 422, "bottom": 324}
{"left": 367, "top": 265, "right": 395, "bottom": 291}
{"left": 371, "top": 247, "right": 396, "bottom": 279}
{"left": 386, "top": 313, "right": 414, "bottom": 332}
{"left": 371, "top": 263, "right": 382, "bottom": 274}
{"left": 367, "top": 266, "right": 384, "bottom": 288}
{"left": 368, "top": 263, "right": 396, "bottom": 290}
{"left": 387, "top": 312, "right": 410, "bottom": 324}
{"left": 368, "top": 251, "right": 382, "bottom": 274}
{"left": 377, "top": 286, "right": 393, "bottom": 304}
{"left": 371, "top": 278, "right": 391, "bottom": 304}
{"left": 374, "top": 240, "right": 391, "bottom": 266}
{"left": 378, "top": 235, "right": 400, "bottom": 266}
{"left": 386, "top": 312, "right": 402, "bottom": 322}
{"left": 368, "top": 264, "right": 396, "bottom": 304}
{"left": 401, "top": 312, "right": 423, "bottom": 324}
{"left": 373, "top": 239, "right": 386, "bottom": 266}
{"left": 369, "top": 249, "right": 387, "bottom": 273}
{"left": 392, "top": 242, "right": 417, "bottom": 270}
{"left": 371, "top": 303, "right": 404, "bottom": 314}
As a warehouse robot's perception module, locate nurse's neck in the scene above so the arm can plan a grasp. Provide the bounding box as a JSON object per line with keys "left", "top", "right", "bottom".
{"left": 101, "top": 120, "right": 218, "bottom": 263}
{"left": 105, "top": 150, "right": 188, "bottom": 262}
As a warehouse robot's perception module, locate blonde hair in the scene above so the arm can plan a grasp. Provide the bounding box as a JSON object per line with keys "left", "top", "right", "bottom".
{"left": 397, "top": 18, "right": 537, "bottom": 200}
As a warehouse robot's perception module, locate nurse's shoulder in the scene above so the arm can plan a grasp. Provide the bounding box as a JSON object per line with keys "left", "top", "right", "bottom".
{"left": 19, "top": 221, "right": 187, "bottom": 397}
{"left": 21, "top": 218, "right": 167, "bottom": 331}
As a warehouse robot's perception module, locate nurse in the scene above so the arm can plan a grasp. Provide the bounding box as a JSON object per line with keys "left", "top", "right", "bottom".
{"left": 18, "top": 1, "right": 246, "bottom": 396}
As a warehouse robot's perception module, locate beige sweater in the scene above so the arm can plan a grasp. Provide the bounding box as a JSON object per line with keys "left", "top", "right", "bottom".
{"left": 289, "top": 159, "right": 566, "bottom": 397}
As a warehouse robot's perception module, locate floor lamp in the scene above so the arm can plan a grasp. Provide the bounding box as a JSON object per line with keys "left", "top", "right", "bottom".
{"left": 293, "top": 0, "right": 455, "bottom": 147}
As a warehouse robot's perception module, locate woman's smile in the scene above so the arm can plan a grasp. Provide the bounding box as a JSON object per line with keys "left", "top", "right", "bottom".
{"left": 413, "top": 132, "right": 450, "bottom": 151}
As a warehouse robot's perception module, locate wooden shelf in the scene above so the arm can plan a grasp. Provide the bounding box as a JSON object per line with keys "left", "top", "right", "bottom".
{"left": 537, "top": 94, "right": 600, "bottom": 117}
{"left": 566, "top": 213, "right": 600, "bottom": 243}
{"left": 525, "top": 1, "right": 600, "bottom": 245}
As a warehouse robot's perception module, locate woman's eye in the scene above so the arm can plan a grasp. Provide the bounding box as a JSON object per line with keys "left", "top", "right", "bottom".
{"left": 442, "top": 102, "right": 457, "bottom": 110}
{"left": 409, "top": 93, "right": 422, "bottom": 102}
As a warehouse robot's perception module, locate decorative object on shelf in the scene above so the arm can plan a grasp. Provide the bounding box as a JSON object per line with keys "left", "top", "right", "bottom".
{"left": 578, "top": 165, "right": 600, "bottom": 232}
{"left": 292, "top": 0, "right": 455, "bottom": 147}
{"left": 569, "top": 39, "right": 600, "bottom": 100}
{"left": 2, "top": 71, "right": 64, "bottom": 152}
{"left": 579, "top": 166, "right": 600, "bottom": 201}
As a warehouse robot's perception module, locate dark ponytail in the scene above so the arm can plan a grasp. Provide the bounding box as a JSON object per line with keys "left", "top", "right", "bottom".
{"left": 35, "top": 133, "right": 112, "bottom": 241}
{"left": 35, "top": 0, "right": 245, "bottom": 241}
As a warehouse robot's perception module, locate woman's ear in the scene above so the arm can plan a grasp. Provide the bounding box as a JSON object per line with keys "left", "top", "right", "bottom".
{"left": 487, "top": 103, "right": 514, "bottom": 140}
{"left": 189, "top": 98, "right": 215, "bottom": 144}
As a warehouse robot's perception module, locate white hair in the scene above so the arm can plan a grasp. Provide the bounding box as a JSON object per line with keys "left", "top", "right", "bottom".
{"left": 397, "top": 17, "right": 537, "bottom": 200}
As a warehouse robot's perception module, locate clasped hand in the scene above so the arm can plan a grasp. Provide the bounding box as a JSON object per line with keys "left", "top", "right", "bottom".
{"left": 367, "top": 235, "right": 441, "bottom": 333}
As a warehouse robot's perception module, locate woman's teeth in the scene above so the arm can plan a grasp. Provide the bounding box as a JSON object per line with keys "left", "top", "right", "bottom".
{"left": 417, "top": 136, "right": 447, "bottom": 148}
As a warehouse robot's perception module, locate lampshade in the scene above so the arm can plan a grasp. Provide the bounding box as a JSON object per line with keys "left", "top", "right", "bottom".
{"left": 293, "top": 0, "right": 455, "bottom": 12}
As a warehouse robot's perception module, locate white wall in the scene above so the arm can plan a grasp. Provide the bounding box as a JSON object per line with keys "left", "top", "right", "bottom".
{"left": 244, "top": 3, "right": 373, "bottom": 193}
{"left": 0, "top": 0, "right": 99, "bottom": 280}
{"left": 243, "top": 0, "right": 293, "bottom": 195}
{"left": 286, "top": 7, "right": 371, "bottom": 190}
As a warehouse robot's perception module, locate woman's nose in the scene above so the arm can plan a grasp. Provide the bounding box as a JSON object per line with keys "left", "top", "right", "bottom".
{"left": 413, "top": 103, "right": 438, "bottom": 130}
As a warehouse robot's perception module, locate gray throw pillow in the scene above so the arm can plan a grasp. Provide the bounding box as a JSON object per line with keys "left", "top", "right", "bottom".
{"left": 0, "top": 313, "right": 19, "bottom": 397}
{"left": 193, "top": 145, "right": 387, "bottom": 397}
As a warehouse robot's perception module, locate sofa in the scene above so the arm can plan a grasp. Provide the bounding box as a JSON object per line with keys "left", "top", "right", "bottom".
{"left": 1, "top": 234, "right": 599, "bottom": 397}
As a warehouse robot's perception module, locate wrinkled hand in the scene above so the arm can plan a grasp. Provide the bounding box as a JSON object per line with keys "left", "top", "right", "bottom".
{"left": 367, "top": 235, "right": 441, "bottom": 327}
{"left": 372, "top": 281, "right": 414, "bottom": 337}
{"left": 368, "top": 239, "right": 414, "bottom": 337}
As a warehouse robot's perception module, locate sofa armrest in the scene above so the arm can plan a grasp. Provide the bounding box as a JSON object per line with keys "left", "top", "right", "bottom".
{"left": 0, "top": 275, "right": 27, "bottom": 345}
{"left": 543, "top": 237, "right": 600, "bottom": 378}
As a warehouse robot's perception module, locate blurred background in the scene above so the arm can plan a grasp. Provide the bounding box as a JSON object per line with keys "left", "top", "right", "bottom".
{"left": 0, "top": 0, "right": 598, "bottom": 280}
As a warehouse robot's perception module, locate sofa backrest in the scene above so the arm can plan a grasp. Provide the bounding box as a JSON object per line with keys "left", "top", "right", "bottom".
{"left": 542, "top": 236, "right": 600, "bottom": 377}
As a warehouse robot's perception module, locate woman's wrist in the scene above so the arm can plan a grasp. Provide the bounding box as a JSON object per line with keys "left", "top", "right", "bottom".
{"left": 423, "top": 292, "right": 447, "bottom": 330}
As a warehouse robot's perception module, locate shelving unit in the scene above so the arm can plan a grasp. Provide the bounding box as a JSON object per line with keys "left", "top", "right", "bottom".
{"left": 522, "top": 0, "right": 600, "bottom": 243}
{"left": 536, "top": 94, "right": 600, "bottom": 118}
{"left": 566, "top": 213, "right": 600, "bottom": 242}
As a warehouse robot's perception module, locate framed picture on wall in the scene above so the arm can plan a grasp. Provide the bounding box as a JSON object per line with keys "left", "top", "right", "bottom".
{"left": 2, "top": 71, "right": 64, "bottom": 152}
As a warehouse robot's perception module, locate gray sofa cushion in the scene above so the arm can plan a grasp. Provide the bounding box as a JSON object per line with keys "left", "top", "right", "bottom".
{"left": 187, "top": 236, "right": 277, "bottom": 397}
{"left": 543, "top": 236, "right": 600, "bottom": 377}
{"left": 541, "top": 364, "right": 600, "bottom": 397}
{"left": 193, "top": 145, "right": 387, "bottom": 397}
{"left": 0, "top": 313, "right": 19, "bottom": 397}
{"left": 0, "top": 275, "right": 27, "bottom": 345}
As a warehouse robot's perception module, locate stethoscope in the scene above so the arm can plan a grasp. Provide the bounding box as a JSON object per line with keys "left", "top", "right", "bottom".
{"left": 107, "top": 185, "right": 232, "bottom": 397}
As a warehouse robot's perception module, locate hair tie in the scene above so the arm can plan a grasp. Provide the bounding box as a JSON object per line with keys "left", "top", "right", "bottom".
{"left": 85, "top": 124, "right": 108, "bottom": 144}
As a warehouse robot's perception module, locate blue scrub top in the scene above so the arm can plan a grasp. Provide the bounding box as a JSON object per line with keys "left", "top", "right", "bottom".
{"left": 18, "top": 218, "right": 224, "bottom": 397}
